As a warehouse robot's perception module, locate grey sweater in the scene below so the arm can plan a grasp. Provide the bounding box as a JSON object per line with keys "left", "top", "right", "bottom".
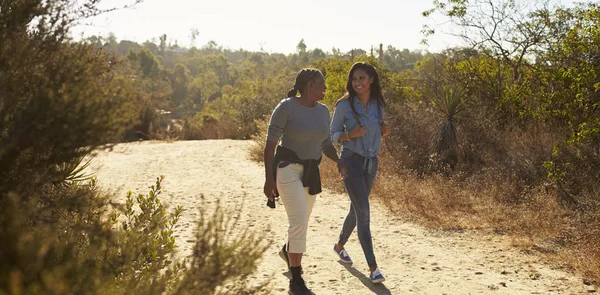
{"left": 266, "top": 97, "right": 333, "bottom": 160}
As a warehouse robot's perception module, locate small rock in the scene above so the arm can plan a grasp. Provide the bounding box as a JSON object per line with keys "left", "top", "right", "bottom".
{"left": 500, "top": 270, "right": 509, "bottom": 275}
{"left": 499, "top": 282, "right": 507, "bottom": 287}
{"left": 488, "top": 285, "right": 499, "bottom": 290}
{"left": 529, "top": 272, "right": 541, "bottom": 280}
{"left": 475, "top": 272, "right": 484, "bottom": 275}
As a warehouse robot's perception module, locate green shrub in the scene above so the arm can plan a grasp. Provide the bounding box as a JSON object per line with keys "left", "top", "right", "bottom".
{"left": 0, "top": 176, "right": 271, "bottom": 295}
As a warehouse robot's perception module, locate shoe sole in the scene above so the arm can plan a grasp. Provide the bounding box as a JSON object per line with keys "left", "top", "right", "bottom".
{"left": 371, "top": 277, "right": 385, "bottom": 284}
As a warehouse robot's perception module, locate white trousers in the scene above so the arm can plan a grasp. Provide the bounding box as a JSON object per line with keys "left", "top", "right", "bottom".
{"left": 276, "top": 162, "right": 316, "bottom": 254}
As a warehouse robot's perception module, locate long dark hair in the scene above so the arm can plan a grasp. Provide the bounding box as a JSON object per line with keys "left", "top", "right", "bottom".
{"left": 336, "top": 62, "right": 385, "bottom": 109}
{"left": 286, "top": 68, "right": 323, "bottom": 97}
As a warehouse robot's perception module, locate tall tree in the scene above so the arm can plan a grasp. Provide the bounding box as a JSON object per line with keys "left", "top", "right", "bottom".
{"left": 296, "top": 39, "right": 307, "bottom": 54}
{"left": 159, "top": 34, "right": 167, "bottom": 56}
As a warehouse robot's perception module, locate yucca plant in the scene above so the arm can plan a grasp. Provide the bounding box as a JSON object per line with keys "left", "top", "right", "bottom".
{"left": 53, "top": 154, "right": 93, "bottom": 186}
{"left": 431, "top": 87, "right": 467, "bottom": 170}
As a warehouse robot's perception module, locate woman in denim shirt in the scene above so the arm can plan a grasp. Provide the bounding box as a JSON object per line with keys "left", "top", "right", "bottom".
{"left": 330, "top": 62, "right": 391, "bottom": 284}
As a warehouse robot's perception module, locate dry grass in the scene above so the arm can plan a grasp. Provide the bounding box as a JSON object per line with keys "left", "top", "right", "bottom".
{"left": 352, "top": 151, "right": 598, "bottom": 284}
{"left": 247, "top": 119, "right": 268, "bottom": 162}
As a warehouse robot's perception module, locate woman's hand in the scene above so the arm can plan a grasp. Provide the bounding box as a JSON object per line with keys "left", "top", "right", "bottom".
{"left": 263, "top": 178, "right": 276, "bottom": 201}
{"left": 381, "top": 122, "right": 392, "bottom": 137}
{"left": 349, "top": 124, "right": 367, "bottom": 139}
{"left": 337, "top": 159, "right": 348, "bottom": 181}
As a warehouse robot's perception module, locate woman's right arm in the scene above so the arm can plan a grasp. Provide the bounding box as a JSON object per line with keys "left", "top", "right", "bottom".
{"left": 263, "top": 100, "right": 288, "bottom": 200}
{"left": 263, "top": 140, "right": 277, "bottom": 200}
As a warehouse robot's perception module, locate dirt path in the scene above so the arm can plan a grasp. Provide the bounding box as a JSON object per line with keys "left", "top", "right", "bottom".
{"left": 88, "top": 140, "right": 592, "bottom": 295}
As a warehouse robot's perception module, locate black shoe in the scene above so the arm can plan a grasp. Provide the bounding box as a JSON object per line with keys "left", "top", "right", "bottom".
{"left": 279, "top": 244, "right": 290, "bottom": 269}
{"left": 288, "top": 278, "right": 312, "bottom": 295}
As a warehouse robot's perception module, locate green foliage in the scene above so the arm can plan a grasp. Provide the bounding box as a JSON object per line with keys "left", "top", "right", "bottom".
{"left": 53, "top": 155, "right": 93, "bottom": 186}
{"left": 432, "top": 87, "right": 466, "bottom": 120}
{"left": 417, "top": 0, "right": 599, "bottom": 198}
{"left": 382, "top": 46, "right": 424, "bottom": 72}
{"left": 431, "top": 87, "right": 466, "bottom": 170}
{"left": 318, "top": 58, "right": 353, "bottom": 105}
{"left": 121, "top": 176, "right": 182, "bottom": 278}
{"left": 0, "top": 0, "right": 143, "bottom": 196}
{"left": 1, "top": 1, "right": 271, "bottom": 294}
{"left": 0, "top": 175, "right": 270, "bottom": 295}
{"left": 139, "top": 47, "right": 161, "bottom": 77}
{"left": 174, "top": 199, "right": 271, "bottom": 294}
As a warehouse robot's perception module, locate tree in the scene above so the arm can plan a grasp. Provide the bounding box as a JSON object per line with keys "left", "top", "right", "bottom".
{"left": 138, "top": 47, "right": 160, "bottom": 77}
{"left": 117, "top": 40, "right": 141, "bottom": 56}
{"left": 170, "top": 63, "right": 192, "bottom": 117}
{"left": 332, "top": 47, "right": 342, "bottom": 57}
{"left": 0, "top": 1, "right": 271, "bottom": 292}
{"left": 311, "top": 48, "right": 326, "bottom": 59}
{"left": 200, "top": 54, "right": 231, "bottom": 86}
{"left": 159, "top": 34, "right": 167, "bottom": 56}
{"left": 0, "top": 0, "right": 144, "bottom": 196}
{"left": 349, "top": 48, "right": 367, "bottom": 58}
{"left": 423, "top": 0, "right": 557, "bottom": 81}
{"left": 383, "top": 46, "right": 424, "bottom": 71}
{"left": 142, "top": 41, "right": 160, "bottom": 55}
{"left": 190, "top": 28, "right": 199, "bottom": 48}
{"left": 296, "top": 39, "right": 307, "bottom": 54}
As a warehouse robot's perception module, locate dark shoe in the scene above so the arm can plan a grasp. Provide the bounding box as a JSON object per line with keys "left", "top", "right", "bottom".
{"left": 279, "top": 244, "right": 290, "bottom": 269}
{"left": 288, "top": 278, "right": 313, "bottom": 295}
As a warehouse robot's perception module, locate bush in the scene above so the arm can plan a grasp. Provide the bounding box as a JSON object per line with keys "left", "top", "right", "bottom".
{"left": 248, "top": 118, "right": 269, "bottom": 162}
{"left": 0, "top": 0, "right": 143, "bottom": 197}
{"left": 0, "top": 175, "right": 271, "bottom": 294}
{"left": 0, "top": 1, "right": 271, "bottom": 293}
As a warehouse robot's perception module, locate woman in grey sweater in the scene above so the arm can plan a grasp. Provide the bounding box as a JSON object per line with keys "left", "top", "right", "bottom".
{"left": 264, "top": 68, "right": 345, "bottom": 295}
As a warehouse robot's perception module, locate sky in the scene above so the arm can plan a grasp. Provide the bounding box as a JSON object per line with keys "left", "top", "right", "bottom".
{"left": 71, "top": 0, "right": 578, "bottom": 55}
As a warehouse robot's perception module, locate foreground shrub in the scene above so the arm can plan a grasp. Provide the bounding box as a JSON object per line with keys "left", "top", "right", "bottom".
{"left": 0, "top": 176, "right": 271, "bottom": 294}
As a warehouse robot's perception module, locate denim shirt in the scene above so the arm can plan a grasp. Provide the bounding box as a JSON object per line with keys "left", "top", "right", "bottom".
{"left": 331, "top": 97, "right": 384, "bottom": 159}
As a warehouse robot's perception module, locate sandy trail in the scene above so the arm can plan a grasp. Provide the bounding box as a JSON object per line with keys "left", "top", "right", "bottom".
{"left": 88, "top": 140, "right": 592, "bottom": 295}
